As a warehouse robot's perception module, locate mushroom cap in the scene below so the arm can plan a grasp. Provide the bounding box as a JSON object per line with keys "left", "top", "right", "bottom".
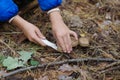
{"left": 79, "top": 37, "right": 89, "bottom": 47}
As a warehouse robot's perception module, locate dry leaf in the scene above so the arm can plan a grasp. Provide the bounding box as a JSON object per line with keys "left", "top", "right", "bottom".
{"left": 59, "top": 64, "right": 73, "bottom": 72}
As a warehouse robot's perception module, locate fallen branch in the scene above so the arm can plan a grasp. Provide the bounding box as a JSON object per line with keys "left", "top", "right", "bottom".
{"left": 97, "top": 61, "right": 120, "bottom": 72}
{"left": 0, "top": 58, "right": 118, "bottom": 78}
{"left": 0, "top": 32, "right": 23, "bottom": 35}
{"left": 98, "top": 65, "right": 120, "bottom": 74}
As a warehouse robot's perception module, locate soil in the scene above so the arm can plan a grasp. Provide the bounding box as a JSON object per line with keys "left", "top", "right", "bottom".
{"left": 0, "top": 0, "right": 120, "bottom": 80}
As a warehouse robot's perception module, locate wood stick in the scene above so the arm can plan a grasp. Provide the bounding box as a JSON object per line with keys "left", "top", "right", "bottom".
{"left": 0, "top": 58, "right": 117, "bottom": 78}
{"left": 0, "top": 32, "right": 23, "bottom": 35}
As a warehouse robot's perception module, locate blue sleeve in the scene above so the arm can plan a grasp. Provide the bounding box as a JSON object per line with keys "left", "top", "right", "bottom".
{"left": 38, "top": 0, "right": 62, "bottom": 11}
{"left": 0, "top": 0, "right": 19, "bottom": 22}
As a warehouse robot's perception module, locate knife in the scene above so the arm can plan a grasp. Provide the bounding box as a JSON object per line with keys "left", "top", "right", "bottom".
{"left": 41, "top": 39, "right": 58, "bottom": 50}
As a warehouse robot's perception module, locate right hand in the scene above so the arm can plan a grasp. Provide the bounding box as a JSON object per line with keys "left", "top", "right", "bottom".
{"left": 21, "top": 22, "right": 46, "bottom": 46}
{"left": 11, "top": 15, "right": 46, "bottom": 46}
{"left": 50, "top": 11, "right": 78, "bottom": 53}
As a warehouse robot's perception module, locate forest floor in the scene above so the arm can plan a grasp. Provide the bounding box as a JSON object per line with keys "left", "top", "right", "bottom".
{"left": 0, "top": 0, "right": 120, "bottom": 80}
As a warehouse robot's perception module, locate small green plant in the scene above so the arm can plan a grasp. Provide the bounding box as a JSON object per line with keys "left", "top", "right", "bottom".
{"left": 30, "top": 59, "right": 39, "bottom": 66}
{"left": 2, "top": 51, "right": 39, "bottom": 70}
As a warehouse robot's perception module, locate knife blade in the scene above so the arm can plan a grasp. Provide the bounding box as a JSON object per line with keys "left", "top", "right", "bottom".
{"left": 41, "top": 39, "right": 58, "bottom": 50}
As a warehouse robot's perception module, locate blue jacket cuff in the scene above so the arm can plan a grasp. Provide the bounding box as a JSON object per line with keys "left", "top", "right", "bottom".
{"left": 38, "top": 0, "right": 62, "bottom": 11}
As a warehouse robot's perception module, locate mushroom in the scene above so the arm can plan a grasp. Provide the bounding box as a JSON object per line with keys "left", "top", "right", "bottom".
{"left": 79, "top": 37, "right": 89, "bottom": 47}
{"left": 57, "top": 36, "right": 79, "bottom": 52}
{"left": 57, "top": 35, "right": 89, "bottom": 52}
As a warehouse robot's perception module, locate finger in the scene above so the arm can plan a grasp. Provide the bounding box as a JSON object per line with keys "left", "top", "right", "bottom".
{"left": 63, "top": 34, "right": 72, "bottom": 53}
{"left": 32, "top": 39, "right": 38, "bottom": 44}
{"left": 29, "top": 34, "right": 39, "bottom": 44}
{"left": 33, "top": 35, "right": 46, "bottom": 46}
{"left": 35, "top": 29, "right": 46, "bottom": 39}
{"left": 52, "top": 32, "right": 61, "bottom": 48}
{"left": 32, "top": 36, "right": 46, "bottom": 46}
{"left": 57, "top": 37, "right": 66, "bottom": 53}
{"left": 67, "top": 34, "right": 72, "bottom": 52}
{"left": 70, "top": 31, "right": 78, "bottom": 40}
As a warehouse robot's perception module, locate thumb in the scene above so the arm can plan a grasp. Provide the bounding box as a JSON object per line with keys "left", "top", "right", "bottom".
{"left": 69, "top": 30, "right": 78, "bottom": 40}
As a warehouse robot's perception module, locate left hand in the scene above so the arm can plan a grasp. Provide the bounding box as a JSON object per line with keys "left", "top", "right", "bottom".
{"left": 49, "top": 11, "right": 78, "bottom": 53}
{"left": 52, "top": 21, "right": 78, "bottom": 53}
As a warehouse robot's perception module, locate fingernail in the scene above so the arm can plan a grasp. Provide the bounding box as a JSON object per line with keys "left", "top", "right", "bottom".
{"left": 68, "top": 50, "right": 71, "bottom": 53}
{"left": 70, "top": 48, "right": 72, "bottom": 52}
{"left": 64, "top": 50, "right": 66, "bottom": 53}
{"left": 40, "top": 38, "right": 45, "bottom": 40}
{"left": 42, "top": 37, "right": 46, "bottom": 39}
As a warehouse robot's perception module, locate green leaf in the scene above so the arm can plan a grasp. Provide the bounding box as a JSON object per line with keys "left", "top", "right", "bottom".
{"left": 0, "top": 54, "right": 6, "bottom": 64}
{"left": 3, "top": 57, "right": 24, "bottom": 70}
{"left": 2, "top": 51, "right": 34, "bottom": 70}
{"left": 30, "top": 59, "right": 39, "bottom": 66}
{"left": 18, "top": 51, "right": 33, "bottom": 63}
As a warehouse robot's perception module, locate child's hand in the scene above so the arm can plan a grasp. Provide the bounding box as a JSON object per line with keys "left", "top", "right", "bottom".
{"left": 50, "top": 11, "right": 78, "bottom": 53}
{"left": 11, "top": 15, "right": 46, "bottom": 46}
{"left": 21, "top": 23, "right": 46, "bottom": 46}
{"left": 52, "top": 22, "right": 78, "bottom": 53}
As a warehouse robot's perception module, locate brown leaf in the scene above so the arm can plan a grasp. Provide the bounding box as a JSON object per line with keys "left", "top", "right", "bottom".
{"left": 59, "top": 64, "right": 73, "bottom": 72}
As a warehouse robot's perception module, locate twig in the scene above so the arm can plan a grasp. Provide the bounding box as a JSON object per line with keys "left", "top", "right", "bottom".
{"left": 0, "top": 58, "right": 117, "bottom": 78}
{"left": 97, "top": 61, "right": 120, "bottom": 72}
{"left": 0, "top": 39, "right": 16, "bottom": 55}
{"left": 0, "top": 32, "right": 23, "bottom": 35}
{"left": 98, "top": 65, "right": 120, "bottom": 74}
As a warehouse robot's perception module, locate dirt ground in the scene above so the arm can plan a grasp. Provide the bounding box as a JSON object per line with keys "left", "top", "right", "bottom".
{"left": 0, "top": 0, "right": 120, "bottom": 80}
